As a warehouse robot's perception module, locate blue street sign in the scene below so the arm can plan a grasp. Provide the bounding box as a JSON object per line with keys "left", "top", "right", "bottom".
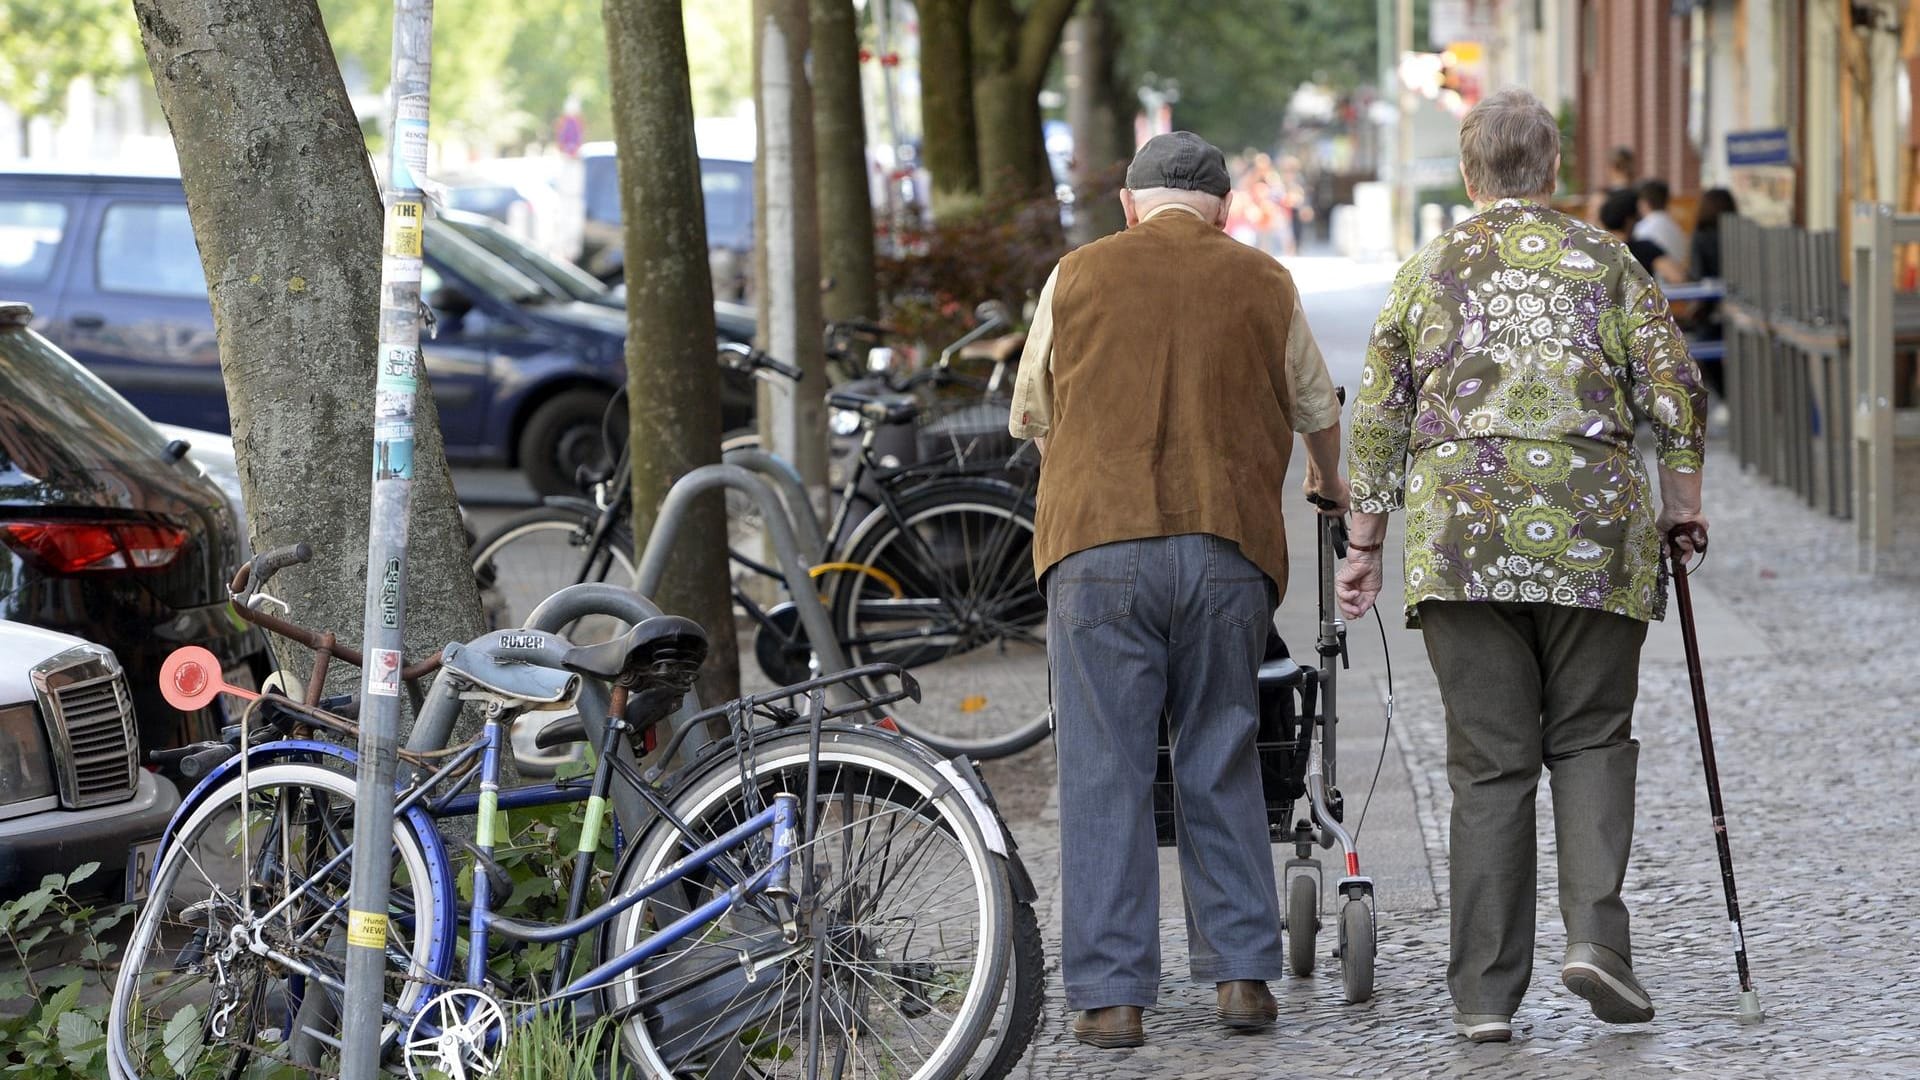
{"left": 1727, "top": 129, "right": 1791, "bottom": 167}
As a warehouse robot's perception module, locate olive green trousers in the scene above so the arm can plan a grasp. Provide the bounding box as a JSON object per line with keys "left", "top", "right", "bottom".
{"left": 1418, "top": 600, "right": 1648, "bottom": 1016}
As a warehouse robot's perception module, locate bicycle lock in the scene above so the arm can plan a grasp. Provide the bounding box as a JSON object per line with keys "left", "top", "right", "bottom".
{"left": 340, "top": 2, "right": 435, "bottom": 1075}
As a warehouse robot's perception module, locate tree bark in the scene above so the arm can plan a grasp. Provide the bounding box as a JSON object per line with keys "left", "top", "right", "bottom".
{"left": 971, "top": 0, "right": 1080, "bottom": 203}
{"left": 917, "top": 0, "right": 982, "bottom": 215}
{"left": 1065, "top": 0, "right": 1128, "bottom": 244}
{"left": 812, "top": 0, "right": 879, "bottom": 321}
{"left": 753, "top": 0, "right": 829, "bottom": 492}
{"left": 604, "top": 0, "right": 738, "bottom": 702}
{"left": 132, "top": 0, "right": 482, "bottom": 710}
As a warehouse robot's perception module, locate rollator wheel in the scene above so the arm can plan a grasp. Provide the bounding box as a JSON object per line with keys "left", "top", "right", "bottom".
{"left": 1286, "top": 874, "right": 1319, "bottom": 977}
{"left": 1339, "top": 899, "right": 1376, "bottom": 1004}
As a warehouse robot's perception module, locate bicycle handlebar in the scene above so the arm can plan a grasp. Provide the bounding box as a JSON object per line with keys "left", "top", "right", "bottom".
{"left": 230, "top": 542, "right": 312, "bottom": 606}
{"left": 719, "top": 341, "right": 803, "bottom": 382}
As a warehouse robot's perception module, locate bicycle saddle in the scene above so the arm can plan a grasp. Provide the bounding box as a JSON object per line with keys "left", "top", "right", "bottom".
{"left": 562, "top": 615, "right": 709, "bottom": 690}
{"left": 826, "top": 383, "right": 921, "bottom": 425}
{"left": 441, "top": 642, "right": 582, "bottom": 708}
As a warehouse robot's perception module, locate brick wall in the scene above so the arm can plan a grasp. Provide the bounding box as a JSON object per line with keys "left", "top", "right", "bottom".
{"left": 1577, "top": 0, "right": 1701, "bottom": 194}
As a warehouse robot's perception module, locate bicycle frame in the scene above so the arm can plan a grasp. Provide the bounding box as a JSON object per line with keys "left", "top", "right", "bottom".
{"left": 175, "top": 707, "right": 799, "bottom": 1056}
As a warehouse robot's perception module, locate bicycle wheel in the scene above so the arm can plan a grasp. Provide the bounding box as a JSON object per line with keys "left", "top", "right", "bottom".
{"left": 600, "top": 727, "right": 1012, "bottom": 1080}
{"left": 109, "top": 761, "right": 450, "bottom": 1079}
{"left": 829, "top": 480, "right": 1051, "bottom": 759}
{"left": 973, "top": 899, "right": 1045, "bottom": 1080}
{"left": 471, "top": 505, "right": 636, "bottom": 641}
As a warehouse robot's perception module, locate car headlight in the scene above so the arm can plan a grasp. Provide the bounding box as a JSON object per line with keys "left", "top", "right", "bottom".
{"left": 0, "top": 703, "right": 56, "bottom": 806}
{"left": 829, "top": 408, "right": 862, "bottom": 437}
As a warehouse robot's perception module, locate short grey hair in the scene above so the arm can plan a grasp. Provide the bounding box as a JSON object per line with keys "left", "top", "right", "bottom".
{"left": 1458, "top": 88, "right": 1561, "bottom": 199}
{"left": 1127, "top": 186, "right": 1225, "bottom": 218}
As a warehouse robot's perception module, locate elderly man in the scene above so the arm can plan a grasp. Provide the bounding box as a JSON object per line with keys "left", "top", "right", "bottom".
{"left": 1338, "top": 88, "right": 1708, "bottom": 1044}
{"left": 1010, "top": 130, "right": 1347, "bottom": 1048}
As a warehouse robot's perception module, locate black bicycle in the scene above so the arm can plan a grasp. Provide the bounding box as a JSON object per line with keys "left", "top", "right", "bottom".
{"left": 473, "top": 331, "right": 1052, "bottom": 762}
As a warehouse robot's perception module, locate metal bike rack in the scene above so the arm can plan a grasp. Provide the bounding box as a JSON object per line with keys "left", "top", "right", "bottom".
{"left": 636, "top": 463, "right": 859, "bottom": 704}
{"left": 721, "top": 446, "right": 829, "bottom": 561}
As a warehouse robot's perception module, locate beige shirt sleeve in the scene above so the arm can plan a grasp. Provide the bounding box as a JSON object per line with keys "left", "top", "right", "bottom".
{"left": 1287, "top": 292, "right": 1341, "bottom": 433}
{"left": 1008, "top": 265, "right": 1060, "bottom": 439}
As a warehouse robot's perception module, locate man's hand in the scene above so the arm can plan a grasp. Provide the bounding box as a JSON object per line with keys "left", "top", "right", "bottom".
{"left": 1304, "top": 472, "right": 1350, "bottom": 517}
{"left": 1336, "top": 550, "right": 1383, "bottom": 620}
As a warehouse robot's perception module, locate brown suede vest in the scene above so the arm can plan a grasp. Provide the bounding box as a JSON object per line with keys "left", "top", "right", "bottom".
{"left": 1034, "top": 210, "right": 1300, "bottom": 596}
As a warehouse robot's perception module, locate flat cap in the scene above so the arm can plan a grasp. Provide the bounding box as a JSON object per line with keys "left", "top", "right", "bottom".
{"left": 1125, "top": 131, "right": 1231, "bottom": 197}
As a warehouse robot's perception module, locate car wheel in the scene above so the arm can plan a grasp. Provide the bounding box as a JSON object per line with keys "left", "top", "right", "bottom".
{"left": 518, "top": 388, "right": 621, "bottom": 497}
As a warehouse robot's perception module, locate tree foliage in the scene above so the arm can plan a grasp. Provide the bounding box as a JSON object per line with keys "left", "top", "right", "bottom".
{"left": 0, "top": 0, "right": 143, "bottom": 121}
{"left": 1114, "top": 0, "right": 1381, "bottom": 152}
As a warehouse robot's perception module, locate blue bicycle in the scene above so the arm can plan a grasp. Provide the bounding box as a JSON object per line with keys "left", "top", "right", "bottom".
{"left": 107, "top": 560, "right": 1017, "bottom": 1079}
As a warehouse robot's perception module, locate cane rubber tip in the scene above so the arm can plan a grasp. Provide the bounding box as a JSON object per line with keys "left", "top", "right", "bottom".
{"left": 1737, "top": 990, "right": 1766, "bottom": 1023}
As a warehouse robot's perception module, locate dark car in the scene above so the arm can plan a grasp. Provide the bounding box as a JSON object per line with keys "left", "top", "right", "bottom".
{"left": 0, "top": 621, "right": 180, "bottom": 900}
{"left": 0, "top": 302, "right": 266, "bottom": 767}
{"left": 0, "top": 171, "right": 757, "bottom": 495}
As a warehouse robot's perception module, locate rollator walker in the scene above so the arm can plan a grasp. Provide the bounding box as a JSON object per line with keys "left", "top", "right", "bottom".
{"left": 1153, "top": 504, "right": 1378, "bottom": 1003}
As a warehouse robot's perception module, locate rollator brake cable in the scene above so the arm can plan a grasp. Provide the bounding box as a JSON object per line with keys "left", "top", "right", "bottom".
{"left": 1350, "top": 605, "right": 1396, "bottom": 841}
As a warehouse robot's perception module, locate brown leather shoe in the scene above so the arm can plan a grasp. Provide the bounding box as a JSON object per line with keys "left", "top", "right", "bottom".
{"left": 1216, "top": 980, "right": 1278, "bottom": 1031}
{"left": 1070, "top": 1005, "right": 1145, "bottom": 1048}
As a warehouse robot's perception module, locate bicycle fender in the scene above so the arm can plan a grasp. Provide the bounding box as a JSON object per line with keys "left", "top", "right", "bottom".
{"left": 932, "top": 758, "right": 1009, "bottom": 859}
{"left": 538, "top": 495, "right": 601, "bottom": 516}
{"left": 932, "top": 754, "right": 1033, "bottom": 901}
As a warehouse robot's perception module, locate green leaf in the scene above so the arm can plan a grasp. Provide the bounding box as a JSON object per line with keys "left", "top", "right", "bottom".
{"left": 41, "top": 981, "right": 81, "bottom": 1037}
{"left": 12, "top": 885, "right": 56, "bottom": 928}
{"left": 65, "top": 861, "right": 99, "bottom": 887}
{"left": 56, "top": 1009, "right": 103, "bottom": 1064}
{"left": 163, "top": 1003, "right": 203, "bottom": 1078}
{"left": 19, "top": 925, "right": 51, "bottom": 953}
{"left": 38, "top": 965, "right": 86, "bottom": 989}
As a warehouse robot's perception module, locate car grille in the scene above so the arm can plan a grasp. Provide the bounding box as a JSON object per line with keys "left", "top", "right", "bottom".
{"left": 44, "top": 670, "right": 139, "bottom": 809}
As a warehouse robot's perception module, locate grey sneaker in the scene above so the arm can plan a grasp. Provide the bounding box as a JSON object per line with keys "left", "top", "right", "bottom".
{"left": 1562, "top": 942, "right": 1655, "bottom": 1024}
{"left": 1452, "top": 1013, "right": 1513, "bottom": 1043}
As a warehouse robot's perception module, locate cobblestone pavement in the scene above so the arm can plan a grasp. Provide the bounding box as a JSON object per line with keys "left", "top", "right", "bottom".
{"left": 992, "top": 446, "right": 1920, "bottom": 1079}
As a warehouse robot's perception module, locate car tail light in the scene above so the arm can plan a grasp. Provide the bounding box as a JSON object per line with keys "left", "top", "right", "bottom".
{"left": 0, "top": 520, "right": 189, "bottom": 573}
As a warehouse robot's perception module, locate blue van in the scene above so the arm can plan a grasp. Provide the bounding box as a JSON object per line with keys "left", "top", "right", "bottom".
{"left": 0, "top": 170, "right": 755, "bottom": 495}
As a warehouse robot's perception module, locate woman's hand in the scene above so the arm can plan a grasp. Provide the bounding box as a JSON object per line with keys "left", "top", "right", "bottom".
{"left": 1336, "top": 549, "right": 1384, "bottom": 620}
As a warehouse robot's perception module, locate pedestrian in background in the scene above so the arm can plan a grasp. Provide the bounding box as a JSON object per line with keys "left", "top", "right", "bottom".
{"left": 1633, "top": 179, "right": 1688, "bottom": 264}
{"left": 1337, "top": 88, "right": 1709, "bottom": 1045}
{"left": 1010, "top": 130, "right": 1347, "bottom": 1050}
{"left": 1600, "top": 188, "right": 1686, "bottom": 284}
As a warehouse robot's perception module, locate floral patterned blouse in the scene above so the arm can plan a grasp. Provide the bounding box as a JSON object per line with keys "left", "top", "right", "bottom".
{"left": 1348, "top": 198, "right": 1707, "bottom": 625}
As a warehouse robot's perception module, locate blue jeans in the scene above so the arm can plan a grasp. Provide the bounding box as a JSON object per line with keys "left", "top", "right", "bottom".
{"left": 1049, "top": 533, "right": 1284, "bottom": 1010}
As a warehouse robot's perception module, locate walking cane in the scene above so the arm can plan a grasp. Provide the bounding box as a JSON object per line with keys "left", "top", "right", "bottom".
{"left": 1666, "top": 522, "right": 1765, "bottom": 1024}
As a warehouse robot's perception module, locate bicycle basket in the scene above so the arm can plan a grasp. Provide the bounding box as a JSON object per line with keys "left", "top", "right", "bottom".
{"left": 916, "top": 398, "right": 1018, "bottom": 472}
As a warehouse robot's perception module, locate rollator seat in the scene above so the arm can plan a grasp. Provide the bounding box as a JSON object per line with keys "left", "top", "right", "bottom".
{"left": 1258, "top": 656, "right": 1303, "bottom": 687}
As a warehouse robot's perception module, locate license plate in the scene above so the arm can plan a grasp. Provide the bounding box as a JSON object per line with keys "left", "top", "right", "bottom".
{"left": 126, "top": 837, "right": 163, "bottom": 904}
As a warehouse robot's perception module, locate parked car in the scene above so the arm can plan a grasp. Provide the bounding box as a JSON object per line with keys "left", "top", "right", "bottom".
{"left": 580, "top": 142, "right": 755, "bottom": 300}
{"left": 0, "top": 620, "right": 180, "bottom": 900}
{"left": 0, "top": 170, "right": 758, "bottom": 495}
{"left": 0, "top": 302, "right": 268, "bottom": 764}
{"left": 440, "top": 155, "right": 580, "bottom": 263}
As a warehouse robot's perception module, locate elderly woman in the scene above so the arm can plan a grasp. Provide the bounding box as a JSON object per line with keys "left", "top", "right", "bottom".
{"left": 1337, "top": 88, "right": 1707, "bottom": 1044}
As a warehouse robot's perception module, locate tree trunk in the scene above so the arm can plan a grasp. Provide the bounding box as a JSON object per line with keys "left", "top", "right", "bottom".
{"left": 917, "top": 0, "right": 982, "bottom": 216}
{"left": 132, "top": 0, "right": 482, "bottom": 710}
{"left": 812, "top": 0, "right": 879, "bottom": 321}
{"left": 604, "top": 0, "right": 738, "bottom": 703}
{"left": 970, "top": 0, "right": 1079, "bottom": 204}
{"left": 1065, "top": 0, "right": 1128, "bottom": 245}
{"left": 754, "top": 0, "right": 830, "bottom": 492}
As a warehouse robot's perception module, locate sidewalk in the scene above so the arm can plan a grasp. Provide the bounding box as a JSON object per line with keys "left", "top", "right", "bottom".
{"left": 988, "top": 439, "right": 1920, "bottom": 1078}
